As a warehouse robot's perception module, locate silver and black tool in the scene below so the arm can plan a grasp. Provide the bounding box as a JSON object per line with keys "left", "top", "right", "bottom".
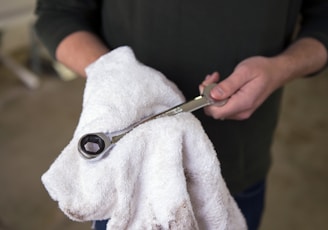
{"left": 78, "top": 83, "right": 228, "bottom": 160}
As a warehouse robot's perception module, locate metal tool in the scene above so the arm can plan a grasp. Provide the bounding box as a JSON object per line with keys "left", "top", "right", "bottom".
{"left": 78, "top": 83, "right": 228, "bottom": 160}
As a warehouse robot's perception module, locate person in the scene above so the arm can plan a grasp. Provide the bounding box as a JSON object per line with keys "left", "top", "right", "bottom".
{"left": 34, "top": 1, "right": 328, "bottom": 229}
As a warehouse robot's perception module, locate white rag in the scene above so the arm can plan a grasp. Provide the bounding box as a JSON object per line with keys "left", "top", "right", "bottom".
{"left": 41, "top": 46, "right": 247, "bottom": 230}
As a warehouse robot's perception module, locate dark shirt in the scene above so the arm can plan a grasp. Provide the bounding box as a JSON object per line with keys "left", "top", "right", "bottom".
{"left": 35, "top": 0, "right": 328, "bottom": 194}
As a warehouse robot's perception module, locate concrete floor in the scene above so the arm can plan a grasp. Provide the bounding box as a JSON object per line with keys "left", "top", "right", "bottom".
{"left": 0, "top": 49, "right": 327, "bottom": 230}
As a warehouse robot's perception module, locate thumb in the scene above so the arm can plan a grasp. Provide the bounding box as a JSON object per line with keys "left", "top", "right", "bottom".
{"left": 199, "top": 71, "right": 220, "bottom": 94}
{"left": 210, "top": 72, "right": 247, "bottom": 100}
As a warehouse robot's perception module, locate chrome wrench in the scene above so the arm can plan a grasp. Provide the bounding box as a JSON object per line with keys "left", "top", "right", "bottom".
{"left": 78, "top": 83, "right": 227, "bottom": 160}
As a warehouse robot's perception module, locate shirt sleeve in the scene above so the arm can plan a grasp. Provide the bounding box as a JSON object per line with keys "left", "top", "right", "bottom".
{"left": 34, "top": 0, "right": 101, "bottom": 58}
{"left": 298, "top": 0, "right": 328, "bottom": 56}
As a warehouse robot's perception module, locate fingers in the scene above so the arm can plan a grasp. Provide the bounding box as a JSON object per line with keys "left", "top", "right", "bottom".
{"left": 200, "top": 57, "right": 280, "bottom": 120}
{"left": 204, "top": 91, "right": 256, "bottom": 120}
{"left": 210, "top": 69, "right": 249, "bottom": 101}
{"left": 201, "top": 67, "right": 257, "bottom": 120}
{"left": 199, "top": 72, "right": 219, "bottom": 93}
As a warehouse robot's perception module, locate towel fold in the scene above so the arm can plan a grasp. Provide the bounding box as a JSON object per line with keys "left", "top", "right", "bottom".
{"left": 41, "top": 46, "right": 246, "bottom": 230}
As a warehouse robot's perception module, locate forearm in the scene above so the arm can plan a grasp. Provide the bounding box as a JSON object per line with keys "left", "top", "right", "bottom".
{"left": 56, "top": 31, "right": 110, "bottom": 77}
{"left": 272, "top": 37, "right": 328, "bottom": 85}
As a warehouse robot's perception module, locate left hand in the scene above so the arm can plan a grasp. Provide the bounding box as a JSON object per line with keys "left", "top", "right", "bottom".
{"left": 199, "top": 56, "right": 286, "bottom": 120}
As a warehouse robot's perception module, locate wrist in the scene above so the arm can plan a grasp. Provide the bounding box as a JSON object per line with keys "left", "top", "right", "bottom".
{"left": 269, "top": 55, "right": 297, "bottom": 85}
{"left": 273, "top": 38, "right": 327, "bottom": 82}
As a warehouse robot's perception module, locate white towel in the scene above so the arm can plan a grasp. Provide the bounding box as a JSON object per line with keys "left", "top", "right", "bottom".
{"left": 41, "top": 46, "right": 246, "bottom": 230}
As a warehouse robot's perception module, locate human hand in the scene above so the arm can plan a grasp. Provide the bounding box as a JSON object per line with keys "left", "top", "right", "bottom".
{"left": 199, "top": 56, "right": 287, "bottom": 120}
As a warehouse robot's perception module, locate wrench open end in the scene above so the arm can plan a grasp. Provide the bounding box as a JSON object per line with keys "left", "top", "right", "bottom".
{"left": 202, "top": 83, "right": 229, "bottom": 107}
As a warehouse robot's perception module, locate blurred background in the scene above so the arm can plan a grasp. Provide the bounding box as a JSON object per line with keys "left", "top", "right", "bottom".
{"left": 0, "top": 0, "right": 327, "bottom": 229}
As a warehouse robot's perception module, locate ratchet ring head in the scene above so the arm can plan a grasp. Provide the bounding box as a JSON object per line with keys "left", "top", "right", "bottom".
{"left": 78, "top": 133, "right": 111, "bottom": 160}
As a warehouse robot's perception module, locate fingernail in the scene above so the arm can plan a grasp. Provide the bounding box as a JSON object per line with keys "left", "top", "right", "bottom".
{"left": 215, "top": 86, "right": 225, "bottom": 97}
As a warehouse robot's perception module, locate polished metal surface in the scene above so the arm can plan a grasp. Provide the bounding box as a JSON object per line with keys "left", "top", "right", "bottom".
{"left": 78, "top": 83, "right": 228, "bottom": 160}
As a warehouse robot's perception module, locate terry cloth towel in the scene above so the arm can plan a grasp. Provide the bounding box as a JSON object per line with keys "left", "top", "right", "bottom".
{"left": 41, "top": 46, "right": 247, "bottom": 230}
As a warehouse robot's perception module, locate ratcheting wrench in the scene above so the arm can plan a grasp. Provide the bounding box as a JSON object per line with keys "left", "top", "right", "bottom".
{"left": 78, "top": 83, "right": 228, "bottom": 160}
